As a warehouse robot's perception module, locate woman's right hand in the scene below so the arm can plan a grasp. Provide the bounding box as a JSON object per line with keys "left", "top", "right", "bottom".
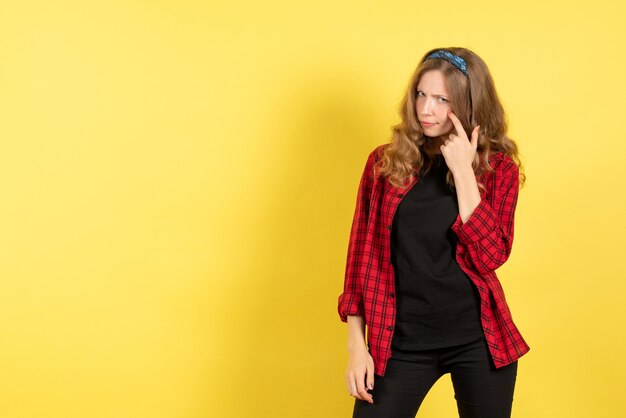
{"left": 345, "top": 347, "right": 375, "bottom": 404}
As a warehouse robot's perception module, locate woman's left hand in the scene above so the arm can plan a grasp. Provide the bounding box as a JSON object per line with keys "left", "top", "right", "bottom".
{"left": 440, "top": 110, "right": 479, "bottom": 175}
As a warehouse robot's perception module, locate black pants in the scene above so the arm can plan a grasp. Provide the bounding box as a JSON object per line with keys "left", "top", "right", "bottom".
{"left": 352, "top": 337, "right": 518, "bottom": 418}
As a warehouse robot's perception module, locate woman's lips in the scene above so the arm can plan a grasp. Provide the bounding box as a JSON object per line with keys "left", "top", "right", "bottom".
{"left": 420, "top": 121, "right": 436, "bottom": 127}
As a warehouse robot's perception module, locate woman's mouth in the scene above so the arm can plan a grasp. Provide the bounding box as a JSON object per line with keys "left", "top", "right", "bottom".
{"left": 420, "top": 121, "right": 436, "bottom": 127}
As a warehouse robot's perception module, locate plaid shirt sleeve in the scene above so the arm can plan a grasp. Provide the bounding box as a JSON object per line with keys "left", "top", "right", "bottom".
{"left": 451, "top": 155, "right": 519, "bottom": 274}
{"left": 337, "top": 149, "right": 377, "bottom": 322}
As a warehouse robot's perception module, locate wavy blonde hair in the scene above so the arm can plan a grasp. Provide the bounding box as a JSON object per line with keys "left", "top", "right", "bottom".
{"left": 377, "top": 47, "right": 526, "bottom": 193}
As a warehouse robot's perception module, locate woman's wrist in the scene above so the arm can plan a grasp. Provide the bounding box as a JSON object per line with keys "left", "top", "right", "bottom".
{"left": 348, "top": 338, "right": 368, "bottom": 353}
{"left": 347, "top": 315, "right": 367, "bottom": 353}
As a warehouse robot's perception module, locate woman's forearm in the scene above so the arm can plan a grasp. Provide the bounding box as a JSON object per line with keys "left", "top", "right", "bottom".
{"left": 453, "top": 166, "right": 482, "bottom": 223}
{"left": 347, "top": 315, "right": 368, "bottom": 353}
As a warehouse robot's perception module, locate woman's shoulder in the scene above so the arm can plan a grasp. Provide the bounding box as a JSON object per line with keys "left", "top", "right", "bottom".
{"left": 359, "top": 143, "right": 389, "bottom": 168}
{"left": 367, "top": 143, "right": 390, "bottom": 163}
{"left": 355, "top": 143, "right": 390, "bottom": 181}
{"left": 487, "top": 151, "right": 517, "bottom": 173}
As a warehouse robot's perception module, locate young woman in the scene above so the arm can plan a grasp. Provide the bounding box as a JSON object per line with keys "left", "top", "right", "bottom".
{"left": 337, "top": 47, "right": 530, "bottom": 418}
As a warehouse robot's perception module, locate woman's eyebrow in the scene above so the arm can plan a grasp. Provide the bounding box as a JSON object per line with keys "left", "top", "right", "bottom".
{"left": 417, "top": 88, "right": 447, "bottom": 96}
{"left": 417, "top": 89, "right": 449, "bottom": 97}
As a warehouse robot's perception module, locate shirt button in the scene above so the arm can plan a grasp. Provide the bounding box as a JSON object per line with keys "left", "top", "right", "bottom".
{"left": 389, "top": 292, "right": 395, "bottom": 298}
{"left": 387, "top": 225, "right": 392, "bottom": 231}
{"left": 398, "top": 193, "right": 404, "bottom": 198}
{"left": 387, "top": 326, "right": 393, "bottom": 331}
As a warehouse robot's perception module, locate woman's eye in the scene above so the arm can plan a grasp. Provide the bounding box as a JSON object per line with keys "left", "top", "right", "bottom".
{"left": 417, "top": 91, "right": 448, "bottom": 103}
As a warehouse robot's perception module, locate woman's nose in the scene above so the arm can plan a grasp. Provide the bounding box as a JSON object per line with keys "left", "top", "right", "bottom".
{"left": 420, "top": 98, "right": 434, "bottom": 115}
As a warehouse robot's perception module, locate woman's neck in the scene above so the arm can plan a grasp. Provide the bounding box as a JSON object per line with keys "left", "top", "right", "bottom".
{"left": 424, "top": 138, "right": 444, "bottom": 154}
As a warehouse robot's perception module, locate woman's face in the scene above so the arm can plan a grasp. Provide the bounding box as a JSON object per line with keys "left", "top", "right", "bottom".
{"left": 415, "top": 70, "right": 454, "bottom": 140}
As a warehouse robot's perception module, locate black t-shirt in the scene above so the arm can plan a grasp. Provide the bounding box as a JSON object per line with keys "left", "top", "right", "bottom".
{"left": 390, "top": 154, "right": 484, "bottom": 350}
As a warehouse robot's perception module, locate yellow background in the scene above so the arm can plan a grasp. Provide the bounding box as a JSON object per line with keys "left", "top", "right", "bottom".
{"left": 1, "top": 1, "right": 624, "bottom": 417}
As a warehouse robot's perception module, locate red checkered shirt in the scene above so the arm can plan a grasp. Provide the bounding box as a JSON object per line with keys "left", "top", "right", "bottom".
{"left": 338, "top": 144, "right": 530, "bottom": 376}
